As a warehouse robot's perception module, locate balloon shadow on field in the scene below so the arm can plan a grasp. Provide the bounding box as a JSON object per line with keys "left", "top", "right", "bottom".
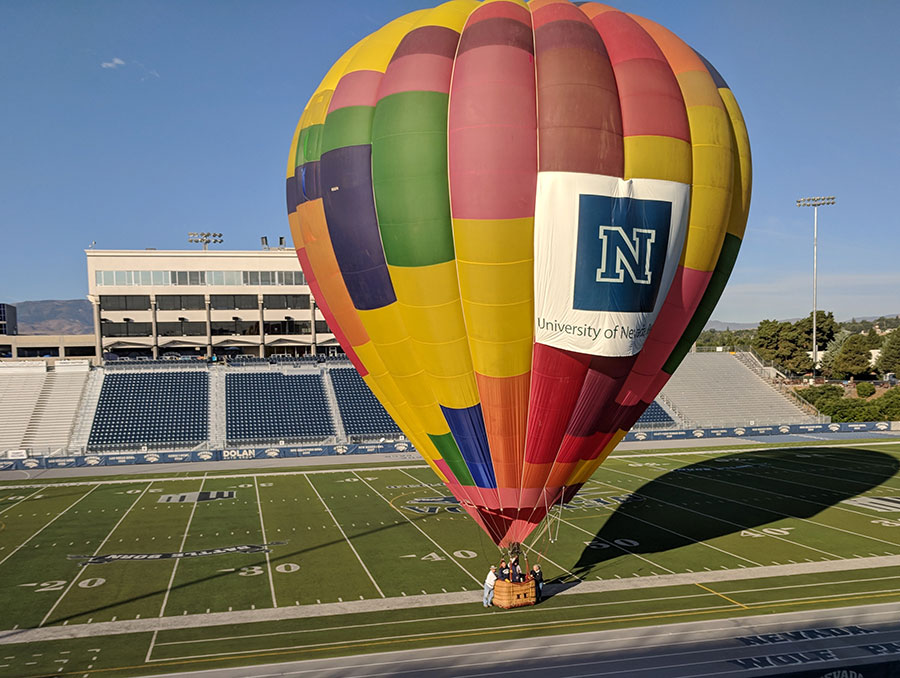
{"left": 550, "top": 446, "right": 898, "bottom": 591}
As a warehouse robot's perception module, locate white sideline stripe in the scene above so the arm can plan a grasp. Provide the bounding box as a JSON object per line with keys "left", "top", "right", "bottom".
{"left": 8, "top": 554, "right": 900, "bottom": 646}
{"left": 595, "top": 467, "right": 846, "bottom": 559}
{"left": 659, "top": 454, "right": 900, "bottom": 549}
{"left": 145, "top": 579, "right": 900, "bottom": 664}
{"left": 145, "top": 629, "right": 157, "bottom": 664}
{"left": 158, "top": 475, "right": 206, "bottom": 619}
{"left": 0, "top": 484, "right": 100, "bottom": 568}
{"left": 145, "top": 603, "right": 900, "bottom": 678}
{"left": 305, "top": 475, "right": 384, "bottom": 598}
{"left": 255, "top": 476, "right": 277, "bottom": 608}
{"left": 364, "top": 471, "right": 480, "bottom": 586}
{"left": 1, "top": 439, "right": 897, "bottom": 492}
{"left": 0, "top": 488, "right": 43, "bottom": 515}
{"left": 40, "top": 482, "right": 153, "bottom": 627}
{"left": 139, "top": 606, "right": 896, "bottom": 678}
{"left": 151, "top": 572, "right": 900, "bottom": 650}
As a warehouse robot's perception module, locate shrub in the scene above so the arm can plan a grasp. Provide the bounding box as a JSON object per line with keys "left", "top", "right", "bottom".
{"left": 856, "top": 382, "right": 876, "bottom": 398}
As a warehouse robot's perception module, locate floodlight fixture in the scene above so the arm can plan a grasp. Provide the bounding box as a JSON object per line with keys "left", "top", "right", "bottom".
{"left": 188, "top": 231, "right": 224, "bottom": 250}
{"left": 796, "top": 195, "right": 836, "bottom": 379}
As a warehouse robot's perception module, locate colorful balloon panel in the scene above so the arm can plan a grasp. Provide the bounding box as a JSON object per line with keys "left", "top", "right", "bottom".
{"left": 286, "top": 0, "right": 751, "bottom": 547}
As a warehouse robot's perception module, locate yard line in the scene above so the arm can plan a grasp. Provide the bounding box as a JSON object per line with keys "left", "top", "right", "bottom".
{"left": 0, "top": 484, "right": 100, "bottom": 568}
{"left": 558, "top": 517, "right": 676, "bottom": 574}
{"left": 0, "top": 488, "right": 43, "bottom": 516}
{"left": 654, "top": 453, "right": 900, "bottom": 550}
{"left": 158, "top": 475, "right": 206, "bottom": 618}
{"left": 144, "top": 630, "right": 157, "bottom": 664}
{"left": 759, "top": 453, "right": 900, "bottom": 493}
{"left": 570, "top": 494, "right": 763, "bottom": 568}
{"left": 586, "top": 471, "right": 844, "bottom": 560}
{"left": 360, "top": 471, "right": 481, "bottom": 586}
{"left": 40, "top": 482, "right": 153, "bottom": 627}
{"left": 254, "top": 476, "right": 277, "bottom": 608}
{"left": 305, "top": 475, "right": 384, "bottom": 598}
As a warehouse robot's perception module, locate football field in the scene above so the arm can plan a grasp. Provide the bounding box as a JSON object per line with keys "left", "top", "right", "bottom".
{"left": 3, "top": 441, "right": 900, "bottom": 677}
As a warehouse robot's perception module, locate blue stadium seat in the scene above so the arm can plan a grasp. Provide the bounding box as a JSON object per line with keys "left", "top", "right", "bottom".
{"left": 87, "top": 371, "right": 209, "bottom": 450}
{"left": 225, "top": 372, "right": 335, "bottom": 443}
{"left": 329, "top": 368, "right": 401, "bottom": 436}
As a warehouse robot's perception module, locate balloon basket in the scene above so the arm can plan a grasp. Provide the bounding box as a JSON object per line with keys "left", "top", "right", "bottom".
{"left": 492, "top": 579, "right": 536, "bottom": 609}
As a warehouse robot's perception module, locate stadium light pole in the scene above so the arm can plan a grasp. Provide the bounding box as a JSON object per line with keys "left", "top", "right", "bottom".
{"left": 796, "top": 196, "right": 835, "bottom": 380}
{"left": 187, "top": 232, "right": 224, "bottom": 251}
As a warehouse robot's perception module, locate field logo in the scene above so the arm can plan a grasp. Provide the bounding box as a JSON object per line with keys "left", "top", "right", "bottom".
{"left": 144, "top": 454, "right": 159, "bottom": 463}
{"left": 633, "top": 432, "right": 648, "bottom": 441}
{"left": 828, "top": 423, "right": 841, "bottom": 432}
{"left": 334, "top": 445, "right": 349, "bottom": 455}
{"left": 394, "top": 442, "right": 410, "bottom": 452}
{"left": 264, "top": 448, "right": 280, "bottom": 458}
{"left": 734, "top": 427, "right": 746, "bottom": 436}
{"left": 68, "top": 541, "right": 285, "bottom": 565}
{"left": 403, "top": 497, "right": 463, "bottom": 514}
{"left": 573, "top": 195, "right": 670, "bottom": 313}
{"left": 158, "top": 491, "right": 234, "bottom": 504}
{"left": 84, "top": 456, "right": 101, "bottom": 466}
{"left": 876, "top": 421, "right": 889, "bottom": 430}
{"left": 196, "top": 451, "right": 213, "bottom": 461}
{"left": 692, "top": 429, "right": 705, "bottom": 438}
{"left": 779, "top": 425, "right": 791, "bottom": 433}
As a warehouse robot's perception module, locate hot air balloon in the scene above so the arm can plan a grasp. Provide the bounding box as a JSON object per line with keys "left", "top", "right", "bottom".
{"left": 286, "top": 0, "right": 751, "bottom": 550}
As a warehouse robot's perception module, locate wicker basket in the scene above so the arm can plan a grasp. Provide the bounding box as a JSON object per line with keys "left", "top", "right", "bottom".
{"left": 492, "top": 579, "right": 536, "bottom": 609}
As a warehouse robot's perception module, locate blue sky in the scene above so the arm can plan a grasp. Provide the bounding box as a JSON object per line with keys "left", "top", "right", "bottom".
{"left": 0, "top": 0, "right": 897, "bottom": 323}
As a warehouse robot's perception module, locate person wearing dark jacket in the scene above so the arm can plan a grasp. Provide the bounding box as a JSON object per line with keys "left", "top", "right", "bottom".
{"left": 531, "top": 564, "right": 544, "bottom": 602}
{"left": 510, "top": 556, "right": 522, "bottom": 582}
{"left": 497, "top": 559, "right": 510, "bottom": 581}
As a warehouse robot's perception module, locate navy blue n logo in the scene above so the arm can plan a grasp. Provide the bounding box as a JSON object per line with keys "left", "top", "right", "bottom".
{"left": 573, "top": 195, "right": 671, "bottom": 313}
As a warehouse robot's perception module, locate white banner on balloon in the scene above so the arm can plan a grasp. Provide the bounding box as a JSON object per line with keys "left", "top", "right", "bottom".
{"left": 533, "top": 172, "right": 690, "bottom": 357}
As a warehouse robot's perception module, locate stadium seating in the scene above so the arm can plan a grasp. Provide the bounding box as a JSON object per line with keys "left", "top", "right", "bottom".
{"left": 87, "top": 371, "right": 209, "bottom": 450}
{"left": 21, "top": 370, "right": 89, "bottom": 450}
{"left": 329, "top": 368, "right": 401, "bottom": 436}
{"left": 633, "top": 401, "right": 675, "bottom": 428}
{"left": 225, "top": 372, "right": 335, "bottom": 442}
{"left": 660, "top": 352, "right": 816, "bottom": 427}
{"left": 0, "top": 368, "right": 46, "bottom": 452}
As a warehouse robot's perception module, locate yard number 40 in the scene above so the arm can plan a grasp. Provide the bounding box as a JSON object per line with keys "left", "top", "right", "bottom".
{"left": 740, "top": 527, "right": 794, "bottom": 537}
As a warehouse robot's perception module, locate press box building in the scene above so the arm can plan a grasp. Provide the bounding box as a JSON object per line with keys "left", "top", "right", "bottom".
{"left": 86, "top": 247, "right": 336, "bottom": 359}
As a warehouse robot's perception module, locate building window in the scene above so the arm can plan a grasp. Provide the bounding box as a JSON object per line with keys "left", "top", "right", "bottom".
{"left": 315, "top": 320, "right": 330, "bottom": 333}
{"left": 158, "top": 321, "right": 206, "bottom": 337}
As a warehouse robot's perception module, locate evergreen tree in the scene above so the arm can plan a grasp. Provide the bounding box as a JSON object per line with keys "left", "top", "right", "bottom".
{"left": 876, "top": 331, "right": 900, "bottom": 376}
{"left": 832, "top": 334, "right": 874, "bottom": 379}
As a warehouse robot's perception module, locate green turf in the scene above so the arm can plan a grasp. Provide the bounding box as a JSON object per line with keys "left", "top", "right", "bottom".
{"left": 1, "top": 441, "right": 900, "bottom": 677}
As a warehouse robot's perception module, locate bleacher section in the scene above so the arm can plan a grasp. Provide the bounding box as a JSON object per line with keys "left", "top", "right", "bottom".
{"left": 660, "top": 352, "right": 815, "bottom": 427}
{"left": 0, "top": 363, "right": 47, "bottom": 452}
{"left": 225, "top": 372, "right": 335, "bottom": 443}
{"left": 21, "top": 366, "right": 89, "bottom": 451}
{"left": 87, "top": 371, "right": 209, "bottom": 450}
{"left": 329, "top": 368, "right": 401, "bottom": 437}
{"left": 634, "top": 401, "right": 676, "bottom": 429}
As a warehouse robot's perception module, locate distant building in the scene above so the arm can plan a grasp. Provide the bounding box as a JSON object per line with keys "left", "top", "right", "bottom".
{"left": 86, "top": 247, "right": 337, "bottom": 359}
{"left": 0, "top": 303, "right": 16, "bottom": 336}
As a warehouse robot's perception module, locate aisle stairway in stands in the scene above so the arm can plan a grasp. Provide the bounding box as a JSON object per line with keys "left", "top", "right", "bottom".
{"left": 21, "top": 362, "right": 90, "bottom": 452}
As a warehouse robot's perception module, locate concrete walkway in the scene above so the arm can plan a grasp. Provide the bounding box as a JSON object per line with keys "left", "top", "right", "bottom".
{"left": 4, "top": 553, "right": 900, "bottom": 646}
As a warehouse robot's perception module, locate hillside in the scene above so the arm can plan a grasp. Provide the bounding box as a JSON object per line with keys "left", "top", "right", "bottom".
{"left": 14, "top": 299, "right": 93, "bottom": 335}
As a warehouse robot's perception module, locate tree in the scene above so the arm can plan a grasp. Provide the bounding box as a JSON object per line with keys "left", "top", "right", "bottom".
{"left": 876, "top": 330, "right": 900, "bottom": 376}
{"left": 832, "top": 334, "right": 874, "bottom": 379}
{"left": 753, "top": 319, "right": 812, "bottom": 374}
{"left": 820, "top": 330, "right": 851, "bottom": 379}
{"left": 796, "top": 311, "right": 838, "bottom": 353}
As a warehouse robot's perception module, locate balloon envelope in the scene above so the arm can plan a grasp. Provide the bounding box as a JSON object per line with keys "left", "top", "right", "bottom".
{"left": 286, "top": 0, "right": 751, "bottom": 547}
